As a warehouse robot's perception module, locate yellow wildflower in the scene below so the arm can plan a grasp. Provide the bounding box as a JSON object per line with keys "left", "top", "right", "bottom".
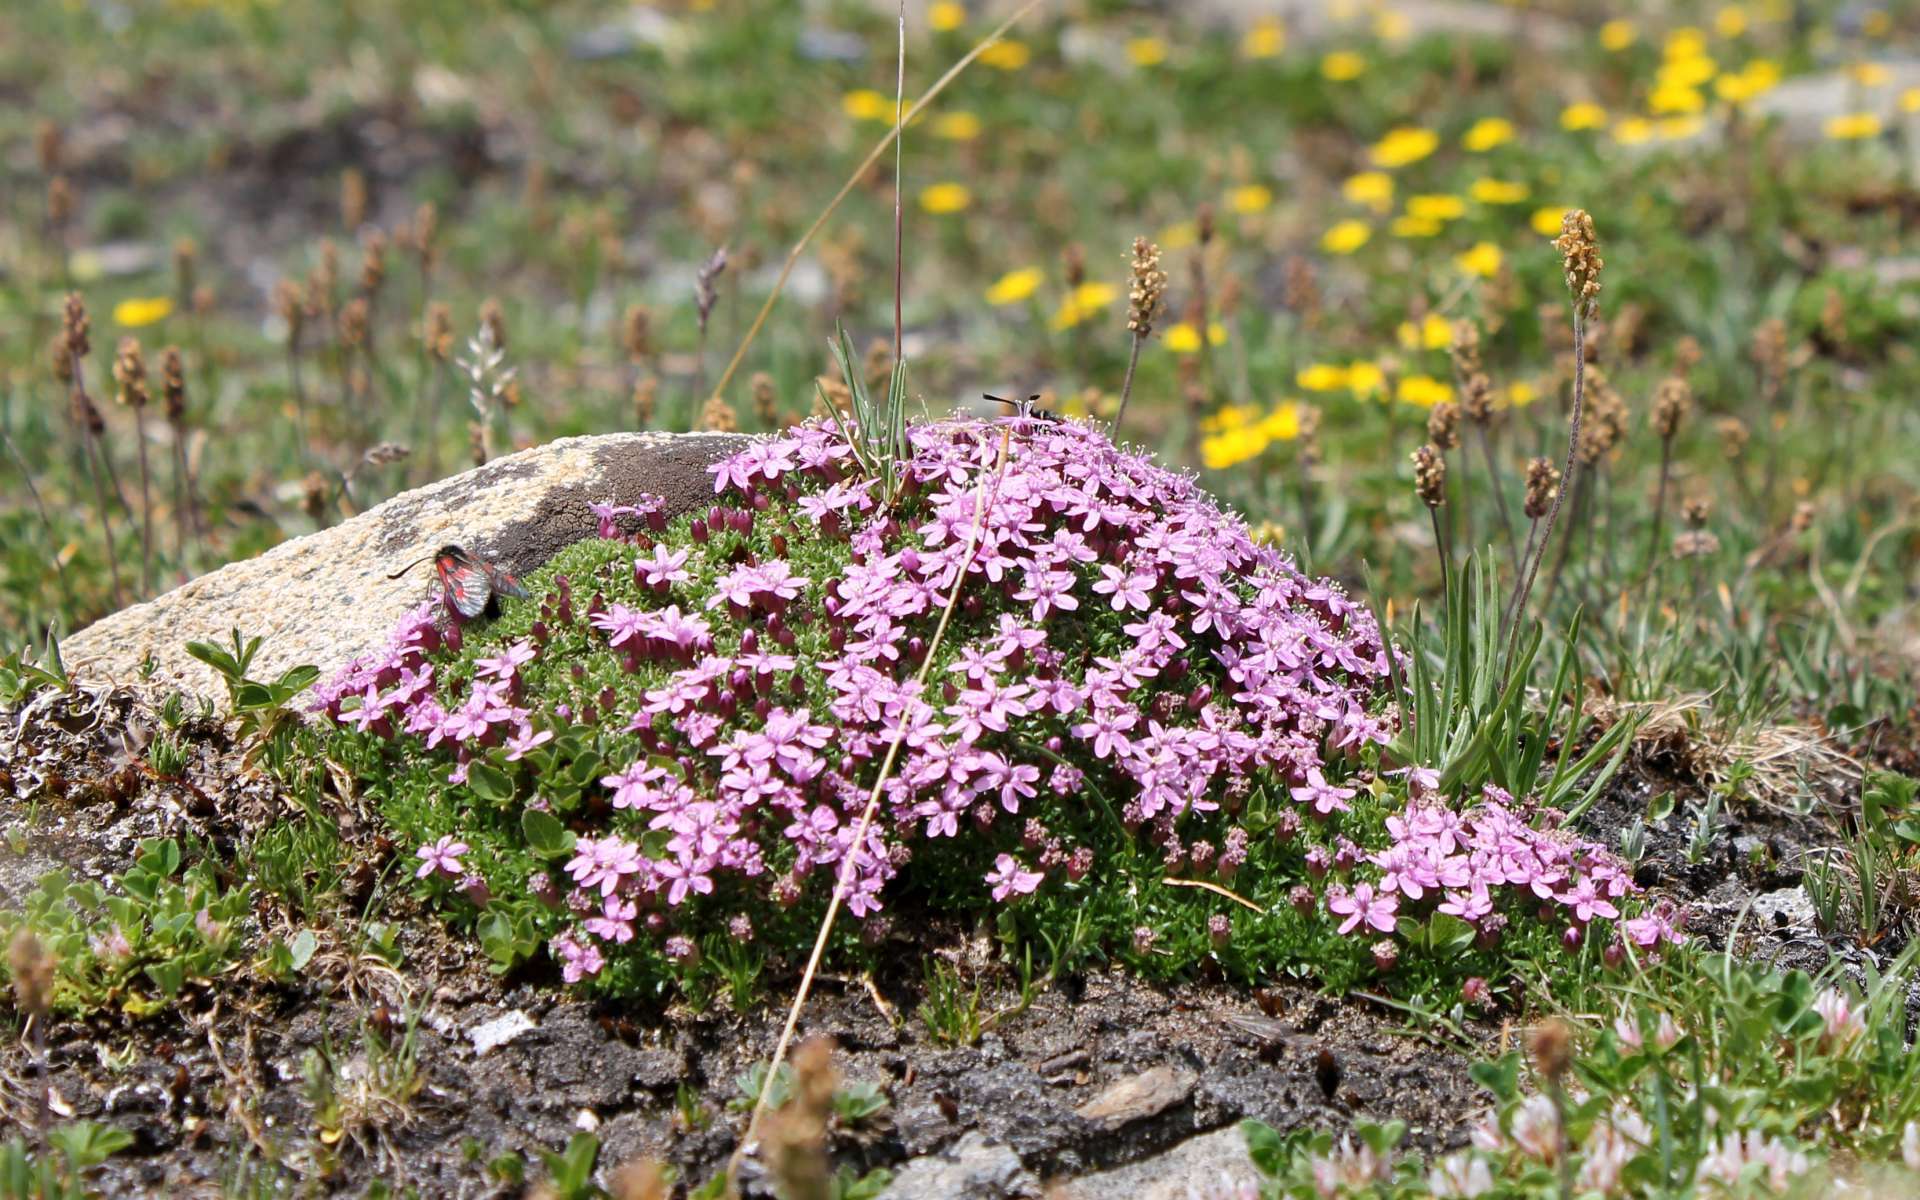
{"left": 1391, "top": 215, "right": 1442, "bottom": 238}
{"left": 1714, "top": 6, "right": 1748, "bottom": 38}
{"left": 1158, "top": 221, "right": 1198, "bottom": 250}
{"left": 113, "top": 296, "right": 173, "bottom": 327}
{"left": 919, "top": 183, "right": 972, "bottom": 214}
{"left": 1202, "top": 426, "right": 1269, "bottom": 470}
{"left": 1165, "top": 322, "right": 1228, "bottom": 353}
{"left": 1902, "top": 87, "right": 1920, "bottom": 114}
{"left": 1599, "top": 20, "right": 1635, "bottom": 51}
{"left": 985, "top": 267, "right": 1043, "bottom": 307}
{"left": 1127, "top": 37, "right": 1167, "bottom": 67}
{"left": 1228, "top": 184, "right": 1274, "bottom": 214}
{"left": 1505, "top": 380, "right": 1539, "bottom": 407}
{"left": 1657, "top": 55, "right": 1717, "bottom": 90}
{"left": 1714, "top": 70, "right": 1766, "bottom": 104}
{"left": 1561, "top": 102, "right": 1608, "bottom": 131}
{"left": 1297, "top": 363, "right": 1349, "bottom": 392}
{"left": 1397, "top": 313, "right": 1453, "bottom": 351}
{"left": 1321, "top": 51, "right": 1367, "bottom": 82}
{"left": 1346, "top": 361, "right": 1386, "bottom": 397}
{"left": 1261, "top": 403, "right": 1303, "bottom": 441}
{"left": 1825, "top": 112, "right": 1883, "bottom": 140}
{"left": 842, "top": 89, "right": 891, "bottom": 122}
{"left": 934, "top": 111, "right": 982, "bottom": 141}
{"left": 1406, "top": 194, "right": 1466, "bottom": 221}
{"left": 929, "top": 1, "right": 965, "bottom": 32}
{"left": 1342, "top": 171, "right": 1395, "bottom": 213}
{"left": 1397, "top": 375, "right": 1451, "bottom": 408}
{"left": 1664, "top": 27, "right": 1709, "bottom": 60}
{"left": 1847, "top": 62, "right": 1890, "bottom": 87}
{"left": 1649, "top": 84, "right": 1705, "bottom": 115}
{"left": 1471, "top": 178, "right": 1530, "bottom": 205}
{"left": 1463, "top": 117, "right": 1516, "bottom": 152}
{"left": 1612, "top": 117, "right": 1656, "bottom": 145}
{"left": 1659, "top": 115, "right": 1706, "bottom": 140}
{"left": 1374, "top": 10, "right": 1410, "bottom": 40}
{"left": 1531, "top": 205, "right": 1572, "bottom": 236}
{"left": 1242, "top": 20, "right": 1285, "bottom": 59}
{"left": 1204, "top": 404, "right": 1259, "bottom": 433}
{"left": 980, "top": 39, "right": 1030, "bottom": 70}
{"left": 1370, "top": 126, "right": 1439, "bottom": 168}
{"left": 1321, "top": 220, "right": 1372, "bottom": 254}
{"left": 1457, "top": 242, "right": 1503, "bottom": 278}
{"left": 1050, "top": 282, "right": 1118, "bottom": 330}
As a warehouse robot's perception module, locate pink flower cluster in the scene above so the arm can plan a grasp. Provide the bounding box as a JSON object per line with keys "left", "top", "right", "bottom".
{"left": 321, "top": 416, "right": 1397, "bottom": 984}
{"left": 1324, "top": 785, "right": 1687, "bottom": 959}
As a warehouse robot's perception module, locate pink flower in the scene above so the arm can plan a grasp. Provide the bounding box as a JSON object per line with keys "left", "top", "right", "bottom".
{"left": 552, "top": 931, "right": 605, "bottom": 983}
{"left": 415, "top": 835, "right": 469, "bottom": 880}
{"left": 1291, "top": 768, "right": 1356, "bottom": 817}
{"left": 984, "top": 854, "right": 1044, "bottom": 901}
{"left": 475, "top": 639, "right": 536, "bottom": 680}
{"left": 1327, "top": 883, "right": 1398, "bottom": 935}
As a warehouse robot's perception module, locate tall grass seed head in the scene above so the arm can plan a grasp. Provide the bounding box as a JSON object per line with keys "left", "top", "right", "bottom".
{"left": 750, "top": 371, "right": 777, "bottom": 427}
{"left": 273, "top": 279, "right": 305, "bottom": 348}
{"left": 62, "top": 292, "right": 91, "bottom": 361}
{"left": 1652, "top": 375, "right": 1690, "bottom": 439}
{"left": 359, "top": 229, "right": 389, "bottom": 297}
{"left": 112, "top": 338, "right": 149, "bottom": 408}
{"left": 47, "top": 175, "right": 73, "bottom": 227}
{"left": 1751, "top": 317, "right": 1789, "bottom": 391}
{"left": 1447, "top": 318, "right": 1482, "bottom": 377}
{"left": 425, "top": 302, "right": 454, "bottom": 361}
{"left": 699, "top": 393, "right": 740, "bottom": 433}
{"left": 34, "top": 119, "right": 62, "bottom": 174}
{"left": 1715, "top": 417, "right": 1749, "bottom": 458}
{"left": 1127, "top": 237, "right": 1168, "bottom": 336}
{"left": 623, "top": 304, "right": 653, "bottom": 363}
{"left": 7, "top": 928, "right": 53, "bottom": 1018}
{"left": 1528, "top": 1018, "right": 1575, "bottom": 1082}
{"left": 160, "top": 347, "right": 187, "bottom": 423}
{"left": 413, "top": 201, "right": 439, "bottom": 269}
{"left": 1426, "top": 400, "right": 1460, "bottom": 450}
{"left": 341, "top": 167, "right": 368, "bottom": 230}
{"left": 1523, "top": 456, "right": 1559, "bottom": 519}
{"left": 480, "top": 297, "right": 508, "bottom": 352}
{"left": 1412, "top": 443, "right": 1447, "bottom": 507}
{"left": 1552, "top": 209, "right": 1603, "bottom": 308}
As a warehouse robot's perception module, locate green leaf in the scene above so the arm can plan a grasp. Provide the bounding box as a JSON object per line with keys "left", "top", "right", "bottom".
{"left": 468, "top": 762, "right": 516, "bottom": 804}
{"left": 288, "top": 929, "right": 318, "bottom": 971}
{"left": 1240, "top": 1118, "right": 1288, "bottom": 1177}
{"left": 522, "top": 810, "right": 576, "bottom": 859}
{"left": 144, "top": 959, "right": 188, "bottom": 997}
{"left": 1469, "top": 1053, "right": 1522, "bottom": 1102}
{"left": 48, "top": 1121, "right": 134, "bottom": 1168}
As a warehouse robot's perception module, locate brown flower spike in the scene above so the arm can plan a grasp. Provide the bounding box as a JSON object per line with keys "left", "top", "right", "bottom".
{"left": 1553, "top": 209, "right": 1603, "bottom": 307}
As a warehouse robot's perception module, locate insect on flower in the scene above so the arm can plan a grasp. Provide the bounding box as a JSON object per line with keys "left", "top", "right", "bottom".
{"left": 984, "top": 392, "right": 1060, "bottom": 423}
{"left": 389, "top": 544, "right": 529, "bottom": 619}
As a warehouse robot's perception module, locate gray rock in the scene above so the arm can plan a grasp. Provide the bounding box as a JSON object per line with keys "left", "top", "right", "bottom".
{"left": 1750, "top": 887, "right": 1818, "bottom": 931}
{"left": 1051, "top": 1125, "right": 1260, "bottom": 1200}
{"left": 1074, "top": 1065, "right": 1199, "bottom": 1130}
{"left": 1750, "top": 61, "right": 1920, "bottom": 141}
{"left": 468, "top": 1010, "right": 537, "bottom": 1056}
{"left": 879, "top": 1132, "right": 1040, "bottom": 1200}
{"left": 62, "top": 431, "right": 746, "bottom": 703}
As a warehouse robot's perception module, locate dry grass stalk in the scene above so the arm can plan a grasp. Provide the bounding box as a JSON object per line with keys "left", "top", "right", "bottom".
{"left": 1113, "top": 236, "right": 1166, "bottom": 437}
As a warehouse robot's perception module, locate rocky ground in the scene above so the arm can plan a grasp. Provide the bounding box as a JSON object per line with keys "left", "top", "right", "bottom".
{"left": 4, "top": 658, "right": 1905, "bottom": 1198}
